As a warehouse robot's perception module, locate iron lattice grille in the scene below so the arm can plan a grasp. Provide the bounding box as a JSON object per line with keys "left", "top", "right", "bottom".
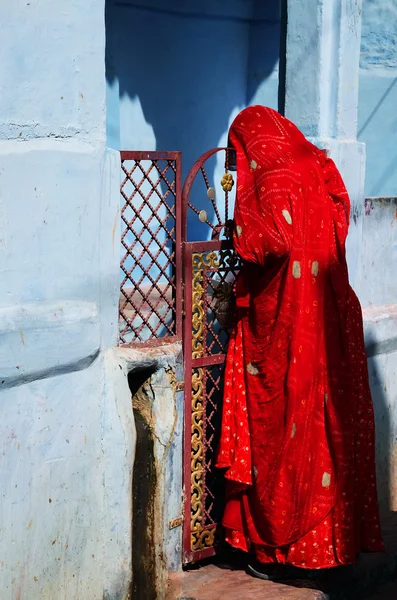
{"left": 201, "top": 252, "right": 242, "bottom": 535}
{"left": 119, "top": 151, "right": 182, "bottom": 346}
{"left": 202, "top": 363, "right": 226, "bottom": 529}
{"left": 185, "top": 246, "right": 241, "bottom": 562}
{"left": 204, "top": 249, "right": 240, "bottom": 357}
{"left": 182, "top": 147, "right": 241, "bottom": 564}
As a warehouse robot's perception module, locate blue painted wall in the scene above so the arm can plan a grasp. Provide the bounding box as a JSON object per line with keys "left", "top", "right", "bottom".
{"left": 105, "top": 0, "right": 282, "bottom": 241}
{"left": 106, "top": 0, "right": 282, "bottom": 154}
{"left": 247, "top": 1, "right": 282, "bottom": 109}
{"left": 0, "top": 3, "right": 134, "bottom": 598}
{"left": 0, "top": 3, "right": 395, "bottom": 594}
{"left": 358, "top": 0, "right": 397, "bottom": 197}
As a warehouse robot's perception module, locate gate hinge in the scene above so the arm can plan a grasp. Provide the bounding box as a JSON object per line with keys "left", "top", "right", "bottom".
{"left": 169, "top": 515, "right": 183, "bottom": 530}
{"left": 176, "top": 381, "right": 184, "bottom": 392}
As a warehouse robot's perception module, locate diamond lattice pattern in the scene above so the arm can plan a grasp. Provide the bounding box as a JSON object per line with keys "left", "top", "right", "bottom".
{"left": 119, "top": 157, "right": 177, "bottom": 344}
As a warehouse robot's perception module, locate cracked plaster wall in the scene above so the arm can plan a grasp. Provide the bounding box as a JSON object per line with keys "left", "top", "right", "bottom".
{"left": 121, "top": 344, "right": 184, "bottom": 598}
{"left": 0, "top": 2, "right": 137, "bottom": 599}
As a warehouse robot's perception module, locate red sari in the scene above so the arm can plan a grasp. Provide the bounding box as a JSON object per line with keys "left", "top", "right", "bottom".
{"left": 216, "top": 106, "right": 383, "bottom": 569}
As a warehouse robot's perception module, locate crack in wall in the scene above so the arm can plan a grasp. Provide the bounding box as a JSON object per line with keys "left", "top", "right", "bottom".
{"left": 129, "top": 362, "right": 179, "bottom": 600}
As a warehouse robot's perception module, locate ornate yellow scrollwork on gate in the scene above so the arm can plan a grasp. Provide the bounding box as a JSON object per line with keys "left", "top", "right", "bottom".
{"left": 190, "top": 251, "right": 219, "bottom": 551}
{"left": 192, "top": 251, "right": 219, "bottom": 358}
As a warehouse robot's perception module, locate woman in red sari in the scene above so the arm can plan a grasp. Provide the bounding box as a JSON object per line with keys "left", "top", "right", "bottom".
{"left": 216, "top": 106, "right": 383, "bottom": 578}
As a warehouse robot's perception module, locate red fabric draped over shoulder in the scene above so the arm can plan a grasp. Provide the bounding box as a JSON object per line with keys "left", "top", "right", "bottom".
{"left": 216, "top": 106, "right": 383, "bottom": 569}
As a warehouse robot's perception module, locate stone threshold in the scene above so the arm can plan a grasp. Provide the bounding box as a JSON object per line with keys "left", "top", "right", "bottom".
{"left": 167, "top": 514, "right": 397, "bottom": 600}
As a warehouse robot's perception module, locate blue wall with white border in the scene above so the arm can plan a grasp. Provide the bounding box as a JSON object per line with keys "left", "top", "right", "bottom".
{"left": 359, "top": 0, "right": 397, "bottom": 197}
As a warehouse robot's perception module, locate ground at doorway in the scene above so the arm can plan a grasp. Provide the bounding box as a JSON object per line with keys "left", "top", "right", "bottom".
{"left": 167, "top": 514, "right": 397, "bottom": 600}
{"left": 367, "top": 580, "right": 397, "bottom": 600}
{"left": 167, "top": 562, "right": 325, "bottom": 600}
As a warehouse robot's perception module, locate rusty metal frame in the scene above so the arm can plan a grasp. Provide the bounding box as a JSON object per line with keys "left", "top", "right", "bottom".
{"left": 182, "top": 148, "right": 241, "bottom": 565}
{"left": 119, "top": 150, "right": 182, "bottom": 347}
{"left": 118, "top": 146, "right": 239, "bottom": 563}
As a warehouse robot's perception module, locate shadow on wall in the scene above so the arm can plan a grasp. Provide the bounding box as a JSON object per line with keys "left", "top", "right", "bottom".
{"left": 366, "top": 334, "right": 397, "bottom": 543}
{"left": 105, "top": 0, "right": 283, "bottom": 238}
{"left": 129, "top": 364, "right": 158, "bottom": 600}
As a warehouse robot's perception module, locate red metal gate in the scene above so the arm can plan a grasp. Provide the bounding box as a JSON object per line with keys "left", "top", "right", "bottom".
{"left": 182, "top": 148, "right": 241, "bottom": 564}
{"left": 119, "top": 151, "right": 182, "bottom": 347}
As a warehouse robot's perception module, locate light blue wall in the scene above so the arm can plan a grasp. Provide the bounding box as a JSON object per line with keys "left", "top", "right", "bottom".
{"left": 284, "top": 0, "right": 397, "bottom": 519}
{"left": 361, "top": 197, "right": 397, "bottom": 513}
{"left": 105, "top": 0, "right": 282, "bottom": 242}
{"left": 106, "top": 0, "right": 282, "bottom": 156}
{"left": 7, "top": 2, "right": 397, "bottom": 595}
{"left": 356, "top": 1, "right": 397, "bottom": 514}
{"left": 247, "top": 0, "right": 282, "bottom": 111}
{"left": 358, "top": 0, "right": 397, "bottom": 197}
{"left": 106, "top": 0, "right": 252, "bottom": 159}
{"left": 0, "top": 3, "right": 133, "bottom": 599}
{"left": 285, "top": 0, "right": 365, "bottom": 292}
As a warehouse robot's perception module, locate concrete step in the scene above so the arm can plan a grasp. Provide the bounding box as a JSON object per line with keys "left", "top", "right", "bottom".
{"left": 167, "top": 562, "right": 326, "bottom": 600}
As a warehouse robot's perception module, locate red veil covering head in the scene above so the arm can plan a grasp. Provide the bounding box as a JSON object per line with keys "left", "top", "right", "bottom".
{"left": 216, "top": 106, "right": 383, "bottom": 568}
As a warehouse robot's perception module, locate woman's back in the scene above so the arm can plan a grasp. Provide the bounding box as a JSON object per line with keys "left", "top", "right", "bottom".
{"left": 216, "top": 105, "right": 383, "bottom": 573}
